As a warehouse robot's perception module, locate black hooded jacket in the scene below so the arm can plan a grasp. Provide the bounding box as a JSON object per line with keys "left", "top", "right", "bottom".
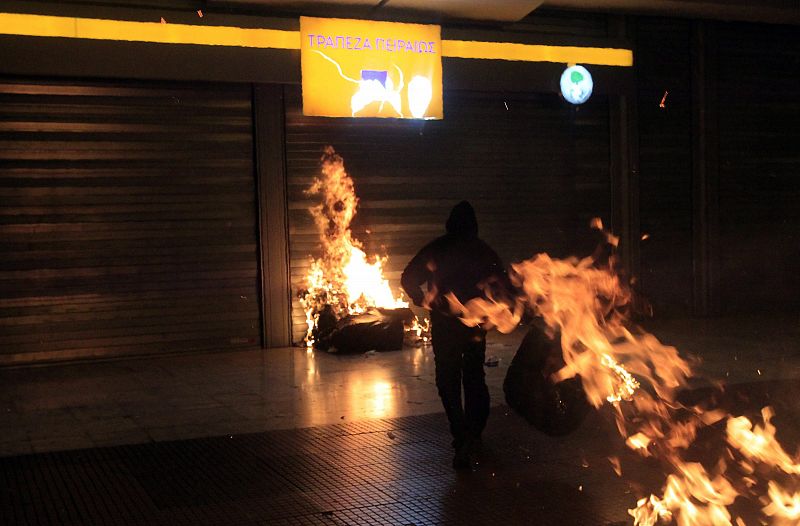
{"left": 401, "top": 201, "right": 509, "bottom": 313}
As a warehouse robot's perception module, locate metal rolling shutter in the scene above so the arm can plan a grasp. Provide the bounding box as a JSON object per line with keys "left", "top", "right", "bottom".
{"left": 285, "top": 87, "right": 611, "bottom": 343}
{"left": 0, "top": 79, "right": 261, "bottom": 364}
{"left": 636, "top": 18, "right": 693, "bottom": 316}
{"left": 716, "top": 23, "right": 800, "bottom": 313}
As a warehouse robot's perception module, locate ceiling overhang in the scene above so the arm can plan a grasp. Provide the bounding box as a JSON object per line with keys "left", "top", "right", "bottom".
{"left": 543, "top": 0, "right": 800, "bottom": 26}
{"left": 211, "top": 0, "right": 546, "bottom": 22}
{"left": 212, "top": 0, "right": 800, "bottom": 25}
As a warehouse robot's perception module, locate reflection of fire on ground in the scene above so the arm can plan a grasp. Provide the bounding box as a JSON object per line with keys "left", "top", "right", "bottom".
{"left": 298, "top": 146, "right": 430, "bottom": 350}
{"left": 449, "top": 219, "right": 799, "bottom": 526}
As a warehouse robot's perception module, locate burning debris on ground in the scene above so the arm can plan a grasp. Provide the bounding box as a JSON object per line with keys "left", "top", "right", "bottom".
{"left": 298, "top": 146, "right": 430, "bottom": 353}
{"left": 293, "top": 146, "right": 800, "bottom": 523}
{"left": 446, "top": 219, "right": 800, "bottom": 525}
{"left": 503, "top": 320, "right": 592, "bottom": 436}
{"left": 295, "top": 147, "right": 799, "bottom": 524}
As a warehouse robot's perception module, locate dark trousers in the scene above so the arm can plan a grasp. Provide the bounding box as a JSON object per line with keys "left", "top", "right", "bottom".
{"left": 431, "top": 312, "right": 490, "bottom": 449}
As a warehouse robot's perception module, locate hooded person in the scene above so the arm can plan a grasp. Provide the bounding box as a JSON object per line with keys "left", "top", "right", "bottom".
{"left": 401, "top": 201, "right": 512, "bottom": 469}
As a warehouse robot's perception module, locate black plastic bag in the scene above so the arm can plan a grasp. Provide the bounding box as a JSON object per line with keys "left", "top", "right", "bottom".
{"left": 328, "top": 307, "right": 413, "bottom": 354}
{"left": 312, "top": 304, "right": 339, "bottom": 351}
{"left": 504, "top": 323, "right": 590, "bottom": 436}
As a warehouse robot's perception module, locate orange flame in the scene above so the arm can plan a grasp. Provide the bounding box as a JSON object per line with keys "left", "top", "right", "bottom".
{"left": 726, "top": 407, "right": 800, "bottom": 475}
{"left": 764, "top": 481, "right": 800, "bottom": 525}
{"left": 630, "top": 460, "right": 738, "bottom": 526}
{"left": 446, "top": 217, "right": 800, "bottom": 525}
{"left": 407, "top": 315, "right": 431, "bottom": 345}
{"left": 299, "top": 147, "right": 417, "bottom": 348}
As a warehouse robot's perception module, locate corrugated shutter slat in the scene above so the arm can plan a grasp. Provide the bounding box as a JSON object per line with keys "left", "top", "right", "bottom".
{"left": 0, "top": 79, "right": 260, "bottom": 364}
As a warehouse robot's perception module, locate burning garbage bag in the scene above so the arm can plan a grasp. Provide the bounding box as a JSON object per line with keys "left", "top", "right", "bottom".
{"left": 311, "top": 304, "right": 338, "bottom": 351}
{"left": 504, "top": 323, "right": 590, "bottom": 436}
{"left": 324, "top": 307, "right": 413, "bottom": 354}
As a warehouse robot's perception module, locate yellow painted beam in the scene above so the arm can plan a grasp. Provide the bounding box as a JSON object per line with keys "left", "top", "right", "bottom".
{"left": 0, "top": 12, "right": 633, "bottom": 66}
{"left": 442, "top": 39, "right": 633, "bottom": 67}
{"left": 0, "top": 12, "right": 300, "bottom": 49}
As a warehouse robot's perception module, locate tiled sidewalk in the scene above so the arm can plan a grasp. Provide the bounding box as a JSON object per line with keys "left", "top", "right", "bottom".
{"left": 3, "top": 313, "right": 799, "bottom": 459}
{"left": 3, "top": 380, "right": 800, "bottom": 525}
{"left": 2, "top": 313, "right": 799, "bottom": 525}
{"left": 1, "top": 406, "right": 645, "bottom": 526}
{"left": 0, "top": 340, "right": 522, "bottom": 458}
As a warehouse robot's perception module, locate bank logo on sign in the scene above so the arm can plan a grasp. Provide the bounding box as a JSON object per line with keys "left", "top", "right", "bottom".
{"left": 560, "top": 65, "right": 593, "bottom": 105}
{"left": 311, "top": 49, "right": 436, "bottom": 119}
{"left": 312, "top": 50, "right": 406, "bottom": 117}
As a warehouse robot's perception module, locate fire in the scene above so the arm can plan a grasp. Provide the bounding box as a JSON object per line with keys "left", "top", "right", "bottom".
{"left": 341, "top": 245, "right": 401, "bottom": 314}
{"left": 631, "top": 461, "right": 738, "bottom": 526}
{"left": 726, "top": 407, "right": 800, "bottom": 475}
{"left": 626, "top": 432, "right": 652, "bottom": 454}
{"left": 408, "top": 315, "right": 431, "bottom": 345}
{"left": 445, "top": 218, "right": 800, "bottom": 525}
{"left": 764, "top": 481, "right": 800, "bottom": 525}
{"left": 299, "top": 147, "right": 426, "bottom": 348}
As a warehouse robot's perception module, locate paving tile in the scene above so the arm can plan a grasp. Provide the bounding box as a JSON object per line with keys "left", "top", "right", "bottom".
{"left": 1, "top": 408, "right": 639, "bottom": 526}
{"left": 0, "top": 420, "right": 30, "bottom": 443}
{"left": 90, "top": 432, "right": 152, "bottom": 449}
{"left": 0, "top": 440, "right": 33, "bottom": 457}
{"left": 230, "top": 401, "right": 297, "bottom": 421}
{"left": 1, "top": 385, "right": 797, "bottom": 526}
{"left": 30, "top": 434, "right": 94, "bottom": 454}
{"left": 1, "top": 316, "right": 800, "bottom": 523}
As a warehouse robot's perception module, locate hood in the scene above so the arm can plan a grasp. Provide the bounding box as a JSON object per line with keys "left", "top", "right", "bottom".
{"left": 445, "top": 201, "right": 478, "bottom": 238}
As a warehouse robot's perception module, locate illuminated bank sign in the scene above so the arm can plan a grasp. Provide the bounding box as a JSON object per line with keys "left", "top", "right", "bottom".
{"left": 300, "top": 17, "right": 443, "bottom": 120}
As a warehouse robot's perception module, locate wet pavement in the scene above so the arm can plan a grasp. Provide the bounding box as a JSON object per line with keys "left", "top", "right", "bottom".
{"left": 1, "top": 405, "right": 641, "bottom": 526}
{"left": 0, "top": 338, "right": 519, "bottom": 458}
{"left": 1, "top": 314, "right": 799, "bottom": 524}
